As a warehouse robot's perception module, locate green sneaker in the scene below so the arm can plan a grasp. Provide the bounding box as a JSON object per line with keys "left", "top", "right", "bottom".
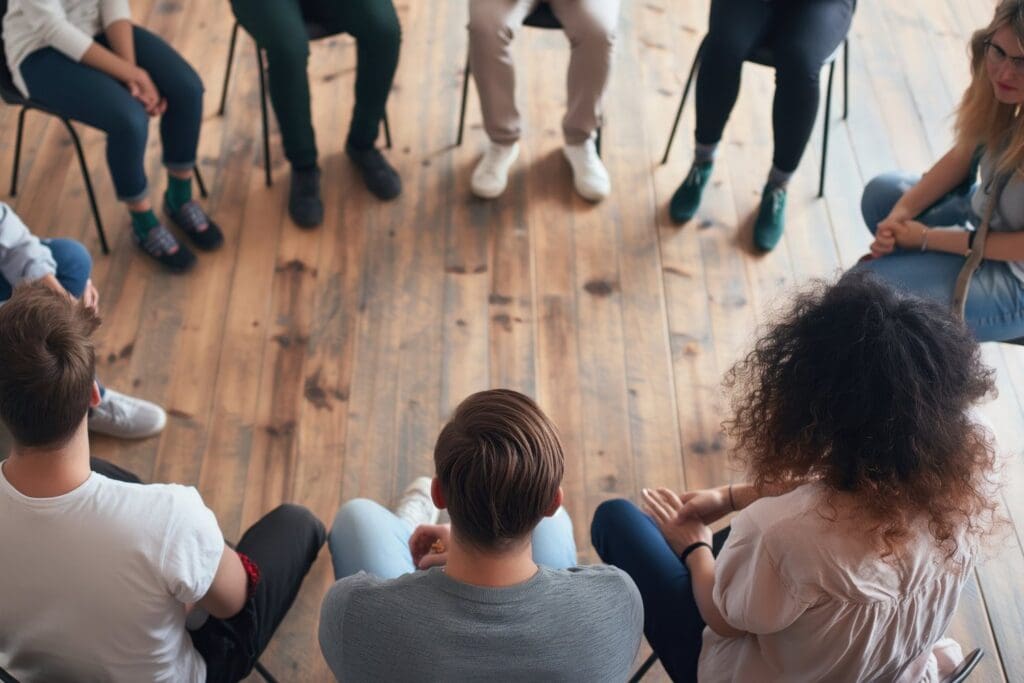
{"left": 669, "top": 161, "right": 714, "bottom": 224}
{"left": 753, "top": 183, "right": 787, "bottom": 252}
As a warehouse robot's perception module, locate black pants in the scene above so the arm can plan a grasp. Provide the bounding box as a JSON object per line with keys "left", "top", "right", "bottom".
{"left": 90, "top": 458, "right": 326, "bottom": 683}
{"left": 695, "top": 0, "right": 855, "bottom": 173}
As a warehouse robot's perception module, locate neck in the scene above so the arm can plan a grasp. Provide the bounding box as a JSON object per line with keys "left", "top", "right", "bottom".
{"left": 443, "top": 533, "right": 538, "bottom": 588}
{"left": 2, "top": 423, "right": 91, "bottom": 498}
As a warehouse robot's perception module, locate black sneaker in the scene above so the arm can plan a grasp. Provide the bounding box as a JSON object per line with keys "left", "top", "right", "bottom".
{"left": 346, "top": 143, "right": 402, "bottom": 200}
{"left": 164, "top": 199, "right": 224, "bottom": 251}
{"left": 134, "top": 224, "right": 196, "bottom": 272}
{"left": 289, "top": 166, "right": 324, "bottom": 228}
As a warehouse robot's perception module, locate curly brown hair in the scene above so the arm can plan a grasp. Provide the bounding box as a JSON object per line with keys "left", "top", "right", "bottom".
{"left": 725, "top": 271, "right": 1000, "bottom": 560}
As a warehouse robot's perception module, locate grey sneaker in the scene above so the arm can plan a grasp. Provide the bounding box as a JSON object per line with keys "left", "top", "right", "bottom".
{"left": 88, "top": 389, "right": 167, "bottom": 439}
{"left": 394, "top": 477, "right": 440, "bottom": 528}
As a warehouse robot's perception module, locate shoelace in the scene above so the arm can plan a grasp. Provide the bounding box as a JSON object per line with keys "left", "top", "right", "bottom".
{"left": 144, "top": 225, "right": 180, "bottom": 255}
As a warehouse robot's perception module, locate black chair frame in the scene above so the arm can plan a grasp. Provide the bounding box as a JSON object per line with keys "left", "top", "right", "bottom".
{"left": 456, "top": 2, "right": 603, "bottom": 156}
{"left": 662, "top": 36, "right": 849, "bottom": 198}
{"left": 218, "top": 21, "right": 392, "bottom": 188}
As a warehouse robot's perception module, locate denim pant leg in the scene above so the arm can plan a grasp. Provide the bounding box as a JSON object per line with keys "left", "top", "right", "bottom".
{"left": 40, "top": 238, "right": 92, "bottom": 297}
{"left": 860, "top": 171, "right": 974, "bottom": 235}
{"left": 328, "top": 499, "right": 417, "bottom": 580}
{"left": 530, "top": 507, "right": 578, "bottom": 569}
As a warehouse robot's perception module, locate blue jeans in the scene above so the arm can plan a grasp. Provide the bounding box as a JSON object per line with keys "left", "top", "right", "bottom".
{"left": 591, "top": 499, "right": 731, "bottom": 683}
{"left": 19, "top": 26, "right": 204, "bottom": 202}
{"left": 856, "top": 172, "right": 1024, "bottom": 342}
{"left": 328, "top": 499, "right": 579, "bottom": 580}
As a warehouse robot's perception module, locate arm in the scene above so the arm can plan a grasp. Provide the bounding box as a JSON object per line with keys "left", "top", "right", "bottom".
{"left": 679, "top": 480, "right": 801, "bottom": 524}
{"left": 886, "top": 223, "right": 1024, "bottom": 262}
{"left": 103, "top": 18, "right": 135, "bottom": 64}
{"left": 196, "top": 544, "right": 248, "bottom": 619}
{"left": 884, "top": 144, "right": 976, "bottom": 222}
{"left": 0, "top": 203, "right": 56, "bottom": 285}
{"left": 686, "top": 549, "right": 746, "bottom": 638}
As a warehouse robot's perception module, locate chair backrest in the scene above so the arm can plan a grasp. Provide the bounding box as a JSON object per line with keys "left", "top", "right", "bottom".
{"left": 523, "top": 2, "right": 561, "bottom": 29}
{"left": 941, "top": 648, "right": 983, "bottom": 683}
{"left": 0, "top": 0, "right": 26, "bottom": 105}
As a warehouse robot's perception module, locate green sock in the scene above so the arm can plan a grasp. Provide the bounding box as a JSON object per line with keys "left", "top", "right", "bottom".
{"left": 130, "top": 209, "right": 160, "bottom": 240}
{"left": 165, "top": 174, "right": 193, "bottom": 212}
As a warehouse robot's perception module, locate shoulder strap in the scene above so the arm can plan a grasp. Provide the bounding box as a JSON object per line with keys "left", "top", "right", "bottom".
{"left": 951, "top": 172, "right": 1012, "bottom": 319}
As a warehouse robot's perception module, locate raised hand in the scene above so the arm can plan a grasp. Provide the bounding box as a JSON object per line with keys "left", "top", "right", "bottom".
{"left": 642, "top": 487, "right": 712, "bottom": 556}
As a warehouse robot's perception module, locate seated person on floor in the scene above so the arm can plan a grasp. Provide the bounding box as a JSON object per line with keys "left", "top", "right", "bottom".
{"left": 319, "top": 388, "right": 643, "bottom": 681}
{"left": 0, "top": 202, "right": 163, "bottom": 439}
{"left": 0, "top": 282, "right": 326, "bottom": 683}
{"left": 592, "top": 272, "right": 1001, "bottom": 682}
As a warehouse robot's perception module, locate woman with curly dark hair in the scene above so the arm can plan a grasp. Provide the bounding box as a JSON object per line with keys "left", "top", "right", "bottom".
{"left": 591, "top": 271, "right": 1001, "bottom": 682}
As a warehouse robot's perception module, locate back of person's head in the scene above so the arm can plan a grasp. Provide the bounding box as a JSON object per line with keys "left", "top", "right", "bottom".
{"left": 726, "top": 271, "right": 999, "bottom": 559}
{"left": 434, "top": 389, "right": 564, "bottom": 551}
{"left": 0, "top": 282, "right": 100, "bottom": 448}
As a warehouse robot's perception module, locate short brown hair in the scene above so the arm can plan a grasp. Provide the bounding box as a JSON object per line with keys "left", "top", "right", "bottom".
{"left": 434, "top": 389, "right": 565, "bottom": 551}
{"left": 0, "top": 281, "right": 100, "bottom": 448}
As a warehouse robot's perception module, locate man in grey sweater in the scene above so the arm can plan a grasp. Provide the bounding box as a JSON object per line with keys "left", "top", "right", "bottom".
{"left": 319, "top": 389, "right": 643, "bottom": 681}
{"left": 0, "top": 203, "right": 165, "bottom": 438}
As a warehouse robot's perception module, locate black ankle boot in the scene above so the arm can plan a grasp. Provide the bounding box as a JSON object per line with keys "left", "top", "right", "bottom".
{"left": 289, "top": 166, "right": 324, "bottom": 228}
{"left": 346, "top": 143, "right": 402, "bottom": 200}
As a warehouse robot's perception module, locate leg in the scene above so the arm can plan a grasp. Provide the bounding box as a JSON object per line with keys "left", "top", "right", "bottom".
{"left": 530, "top": 507, "right": 578, "bottom": 569}
{"left": 194, "top": 504, "right": 326, "bottom": 682}
{"left": 547, "top": 0, "right": 619, "bottom": 145}
{"left": 768, "top": 0, "right": 855, "bottom": 174}
{"left": 467, "top": 0, "right": 539, "bottom": 144}
{"left": 861, "top": 172, "right": 974, "bottom": 236}
{"left": 89, "top": 457, "right": 143, "bottom": 483}
{"left": 19, "top": 48, "right": 150, "bottom": 203}
{"left": 591, "top": 499, "right": 719, "bottom": 682}
{"left": 693, "top": 0, "right": 771, "bottom": 148}
{"left": 40, "top": 238, "right": 92, "bottom": 298}
{"left": 231, "top": 0, "right": 319, "bottom": 169}
{"left": 328, "top": 499, "right": 417, "bottom": 580}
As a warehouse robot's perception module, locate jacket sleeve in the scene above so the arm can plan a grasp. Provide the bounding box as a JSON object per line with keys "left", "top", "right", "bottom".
{"left": 12, "top": 0, "right": 95, "bottom": 62}
{"left": 0, "top": 203, "right": 57, "bottom": 285}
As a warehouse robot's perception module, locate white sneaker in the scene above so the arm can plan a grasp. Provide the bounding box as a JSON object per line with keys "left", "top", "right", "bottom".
{"left": 471, "top": 141, "right": 520, "bottom": 199}
{"left": 563, "top": 138, "right": 611, "bottom": 201}
{"left": 88, "top": 388, "right": 167, "bottom": 439}
{"left": 394, "top": 476, "right": 440, "bottom": 528}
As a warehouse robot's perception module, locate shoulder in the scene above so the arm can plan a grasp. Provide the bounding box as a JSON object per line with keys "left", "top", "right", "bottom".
{"left": 544, "top": 565, "right": 643, "bottom": 613}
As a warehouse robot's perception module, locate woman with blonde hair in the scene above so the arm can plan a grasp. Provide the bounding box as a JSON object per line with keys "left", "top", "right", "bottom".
{"left": 857, "top": 0, "right": 1024, "bottom": 341}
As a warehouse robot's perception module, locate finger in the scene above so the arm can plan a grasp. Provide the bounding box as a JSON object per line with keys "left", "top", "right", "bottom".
{"left": 641, "top": 489, "right": 672, "bottom": 523}
{"left": 418, "top": 552, "right": 447, "bottom": 569}
{"left": 679, "top": 491, "right": 697, "bottom": 503}
{"left": 655, "top": 487, "right": 683, "bottom": 511}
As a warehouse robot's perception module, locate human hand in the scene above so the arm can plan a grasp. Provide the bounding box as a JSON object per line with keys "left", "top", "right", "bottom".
{"left": 677, "top": 486, "right": 732, "bottom": 525}
{"left": 409, "top": 523, "right": 451, "bottom": 569}
{"left": 642, "top": 487, "right": 713, "bottom": 556}
{"left": 889, "top": 219, "right": 928, "bottom": 250}
{"left": 82, "top": 278, "right": 99, "bottom": 313}
{"left": 870, "top": 226, "right": 897, "bottom": 258}
{"left": 127, "top": 67, "right": 166, "bottom": 116}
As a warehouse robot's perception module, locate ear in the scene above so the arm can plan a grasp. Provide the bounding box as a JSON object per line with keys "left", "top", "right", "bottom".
{"left": 543, "top": 486, "right": 564, "bottom": 517}
{"left": 90, "top": 381, "right": 102, "bottom": 409}
{"left": 430, "top": 477, "right": 447, "bottom": 510}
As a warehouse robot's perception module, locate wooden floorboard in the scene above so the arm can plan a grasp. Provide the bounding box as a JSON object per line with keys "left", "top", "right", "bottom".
{"left": 0, "top": 0, "right": 1020, "bottom": 680}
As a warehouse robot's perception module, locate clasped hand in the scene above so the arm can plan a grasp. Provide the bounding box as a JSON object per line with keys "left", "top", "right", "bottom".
{"left": 126, "top": 67, "right": 167, "bottom": 116}
{"left": 870, "top": 214, "right": 927, "bottom": 257}
{"left": 641, "top": 487, "right": 715, "bottom": 556}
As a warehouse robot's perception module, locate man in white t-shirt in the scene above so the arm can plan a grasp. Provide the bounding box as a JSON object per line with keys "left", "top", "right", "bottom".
{"left": 0, "top": 282, "right": 326, "bottom": 682}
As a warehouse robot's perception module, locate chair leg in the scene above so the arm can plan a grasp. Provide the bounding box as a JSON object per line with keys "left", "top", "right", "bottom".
{"left": 219, "top": 21, "right": 241, "bottom": 116}
{"left": 383, "top": 111, "right": 392, "bottom": 149}
{"left": 628, "top": 653, "right": 659, "bottom": 683}
{"left": 818, "top": 60, "right": 836, "bottom": 199}
{"left": 661, "top": 47, "right": 703, "bottom": 166}
{"left": 253, "top": 661, "right": 279, "bottom": 683}
{"left": 10, "top": 106, "right": 28, "bottom": 196}
{"left": 61, "top": 118, "right": 109, "bottom": 255}
{"left": 842, "top": 38, "right": 849, "bottom": 121}
{"left": 456, "top": 52, "right": 471, "bottom": 146}
{"left": 256, "top": 44, "right": 273, "bottom": 187}
{"left": 194, "top": 164, "right": 208, "bottom": 199}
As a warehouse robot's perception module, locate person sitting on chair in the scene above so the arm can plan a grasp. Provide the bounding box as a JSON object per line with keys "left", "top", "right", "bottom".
{"left": 3, "top": 0, "right": 222, "bottom": 272}
{"left": 0, "top": 282, "right": 326, "bottom": 682}
{"left": 319, "top": 389, "right": 643, "bottom": 681}
{"left": 858, "top": 0, "right": 1024, "bottom": 343}
{"left": 592, "top": 272, "right": 1001, "bottom": 682}
{"left": 230, "top": 0, "right": 402, "bottom": 228}
{"left": 668, "top": 0, "right": 855, "bottom": 252}
{"left": 0, "top": 201, "right": 164, "bottom": 439}
{"left": 467, "top": 0, "right": 617, "bottom": 202}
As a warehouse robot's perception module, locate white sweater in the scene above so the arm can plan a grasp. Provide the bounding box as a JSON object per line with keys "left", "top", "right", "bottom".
{"left": 2, "top": 0, "right": 132, "bottom": 97}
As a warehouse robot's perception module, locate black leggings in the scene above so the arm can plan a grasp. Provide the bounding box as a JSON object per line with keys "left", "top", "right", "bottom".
{"left": 89, "top": 458, "right": 326, "bottom": 683}
{"left": 695, "top": 0, "right": 855, "bottom": 173}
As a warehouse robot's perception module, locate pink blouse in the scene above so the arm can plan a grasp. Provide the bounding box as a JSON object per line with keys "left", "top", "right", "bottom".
{"left": 697, "top": 483, "right": 972, "bottom": 682}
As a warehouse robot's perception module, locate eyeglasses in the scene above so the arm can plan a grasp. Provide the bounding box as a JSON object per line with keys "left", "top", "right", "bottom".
{"left": 984, "top": 40, "right": 1024, "bottom": 76}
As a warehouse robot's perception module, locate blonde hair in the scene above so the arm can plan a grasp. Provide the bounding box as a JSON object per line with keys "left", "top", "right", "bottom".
{"left": 955, "top": 0, "right": 1024, "bottom": 175}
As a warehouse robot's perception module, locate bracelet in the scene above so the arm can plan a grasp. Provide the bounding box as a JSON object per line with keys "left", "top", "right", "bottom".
{"left": 920, "top": 226, "right": 929, "bottom": 252}
{"left": 680, "top": 541, "right": 712, "bottom": 566}
{"left": 728, "top": 484, "right": 736, "bottom": 511}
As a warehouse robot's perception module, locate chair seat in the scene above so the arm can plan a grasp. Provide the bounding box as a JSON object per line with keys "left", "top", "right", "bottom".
{"left": 523, "top": 2, "right": 561, "bottom": 29}
{"left": 304, "top": 21, "right": 337, "bottom": 41}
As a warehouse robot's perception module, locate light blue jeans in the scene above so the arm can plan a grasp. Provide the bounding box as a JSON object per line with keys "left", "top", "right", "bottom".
{"left": 328, "top": 499, "right": 579, "bottom": 580}
{"left": 856, "top": 172, "right": 1024, "bottom": 342}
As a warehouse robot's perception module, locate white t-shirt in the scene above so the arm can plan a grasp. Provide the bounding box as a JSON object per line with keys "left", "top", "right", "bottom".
{"left": 0, "top": 464, "right": 224, "bottom": 683}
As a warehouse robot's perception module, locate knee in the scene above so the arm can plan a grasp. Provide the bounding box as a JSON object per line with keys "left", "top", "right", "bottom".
{"left": 162, "top": 63, "right": 205, "bottom": 111}
{"left": 330, "top": 498, "right": 380, "bottom": 536}
{"left": 773, "top": 49, "right": 824, "bottom": 89}
{"left": 468, "top": 9, "right": 515, "bottom": 50}
{"left": 861, "top": 173, "right": 908, "bottom": 234}
{"left": 356, "top": 10, "right": 402, "bottom": 54}
{"left": 48, "top": 238, "right": 92, "bottom": 282}
{"left": 270, "top": 503, "right": 327, "bottom": 547}
{"left": 590, "top": 498, "right": 635, "bottom": 555}
{"left": 565, "top": 15, "right": 616, "bottom": 52}
{"left": 262, "top": 35, "right": 310, "bottom": 72}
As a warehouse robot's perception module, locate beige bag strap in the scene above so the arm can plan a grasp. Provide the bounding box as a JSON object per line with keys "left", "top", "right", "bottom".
{"left": 951, "top": 173, "right": 1011, "bottom": 320}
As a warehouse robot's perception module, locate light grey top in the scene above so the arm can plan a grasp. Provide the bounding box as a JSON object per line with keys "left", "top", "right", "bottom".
{"left": 970, "top": 148, "right": 1024, "bottom": 281}
{"left": 318, "top": 565, "right": 644, "bottom": 682}
{"left": 0, "top": 202, "right": 56, "bottom": 288}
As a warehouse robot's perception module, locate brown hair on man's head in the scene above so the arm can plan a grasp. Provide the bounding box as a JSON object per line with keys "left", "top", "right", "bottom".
{"left": 0, "top": 281, "right": 100, "bottom": 448}
{"left": 434, "top": 389, "right": 565, "bottom": 551}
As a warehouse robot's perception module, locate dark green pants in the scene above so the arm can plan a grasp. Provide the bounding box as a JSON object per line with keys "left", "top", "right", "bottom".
{"left": 230, "top": 0, "right": 401, "bottom": 168}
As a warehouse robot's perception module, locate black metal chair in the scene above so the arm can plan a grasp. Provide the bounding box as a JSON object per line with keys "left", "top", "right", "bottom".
{"left": 218, "top": 20, "right": 392, "bottom": 188}
{"left": 0, "top": 0, "right": 207, "bottom": 256}
{"left": 456, "top": 1, "right": 603, "bottom": 155}
{"left": 661, "top": 35, "right": 849, "bottom": 199}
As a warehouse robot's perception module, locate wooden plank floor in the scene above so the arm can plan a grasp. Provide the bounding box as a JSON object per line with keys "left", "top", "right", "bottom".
{"left": 0, "top": 0, "right": 1021, "bottom": 679}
